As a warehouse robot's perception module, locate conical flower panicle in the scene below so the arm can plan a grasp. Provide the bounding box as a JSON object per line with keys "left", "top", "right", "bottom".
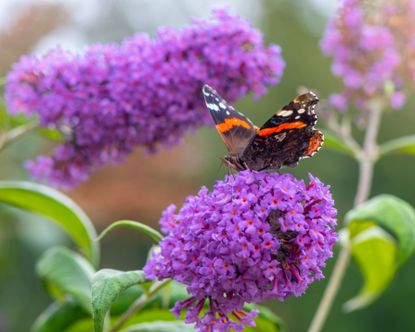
{"left": 145, "top": 170, "right": 337, "bottom": 331}
{"left": 6, "top": 9, "right": 284, "bottom": 188}
{"left": 321, "top": 0, "right": 415, "bottom": 113}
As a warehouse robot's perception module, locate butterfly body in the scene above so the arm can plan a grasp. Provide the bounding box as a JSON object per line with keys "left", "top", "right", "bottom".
{"left": 202, "top": 85, "right": 323, "bottom": 171}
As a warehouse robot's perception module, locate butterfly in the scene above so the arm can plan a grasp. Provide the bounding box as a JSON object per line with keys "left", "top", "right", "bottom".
{"left": 202, "top": 84, "right": 323, "bottom": 171}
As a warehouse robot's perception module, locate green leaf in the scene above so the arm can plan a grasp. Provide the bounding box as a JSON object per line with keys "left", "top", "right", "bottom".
{"left": 31, "top": 301, "right": 89, "bottom": 332}
{"left": 346, "top": 194, "right": 415, "bottom": 263}
{"left": 120, "top": 305, "right": 283, "bottom": 332}
{"left": 0, "top": 102, "right": 7, "bottom": 131}
{"left": 92, "top": 269, "right": 146, "bottom": 332}
{"left": 246, "top": 317, "right": 279, "bottom": 332}
{"left": 244, "top": 304, "right": 285, "bottom": 331}
{"left": 37, "top": 127, "right": 63, "bottom": 141}
{"left": 62, "top": 319, "right": 94, "bottom": 332}
{"left": 111, "top": 286, "right": 145, "bottom": 315}
{"left": 343, "top": 226, "right": 397, "bottom": 312}
{"left": 379, "top": 135, "right": 415, "bottom": 157}
{"left": 37, "top": 247, "right": 94, "bottom": 312}
{"left": 322, "top": 132, "right": 356, "bottom": 157}
{"left": 344, "top": 194, "right": 415, "bottom": 311}
{"left": 161, "top": 281, "right": 189, "bottom": 308}
{"left": 116, "top": 308, "right": 177, "bottom": 327}
{"left": 113, "top": 308, "right": 188, "bottom": 331}
{"left": 0, "top": 181, "right": 99, "bottom": 265}
{"left": 97, "top": 220, "right": 163, "bottom": 243}
{"left": 121, "top": 321, "right": 194, "bottom": 332}
{"left": 4, "top": 113, "right": 31, "bottom": 128}
{"left": 110, "top": 280, "right": 187, "bottom": 315}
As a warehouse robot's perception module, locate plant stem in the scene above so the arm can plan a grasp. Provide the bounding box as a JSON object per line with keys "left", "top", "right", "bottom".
{"left": 0, "top": 121, "right": 38, "bottom": 151}
{"left": 109, "top": 279, "right": 171, "bottom": 332}
{"left": 307, "top": 104, "right": 382, "bottom": 332}
{"left": 354, "top": 103, "right": 382, "bottom": 206}
{"left": 328, "top": 116, "right": 361, "bottom": 157}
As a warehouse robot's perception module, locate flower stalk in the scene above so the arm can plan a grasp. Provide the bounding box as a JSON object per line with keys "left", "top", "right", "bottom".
{"left": 109, "top": 279, "right": 171, "bottom": 332}
{"left": 307, "top": 103, "right": 383, "bottom": 332}
{"left": 0, "top": 121, "right": 38, "bottom": 151}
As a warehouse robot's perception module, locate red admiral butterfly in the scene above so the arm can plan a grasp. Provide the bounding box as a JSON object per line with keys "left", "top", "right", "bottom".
{"left": 202, "top": 84, "right": 323, "bottom": 171}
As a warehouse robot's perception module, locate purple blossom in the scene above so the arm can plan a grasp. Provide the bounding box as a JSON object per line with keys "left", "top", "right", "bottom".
{"left": 5, "top": 8, "right": 285, "bottom": 188}
{"left": 144, "top": 171, "right": 337, "bottom": 332}
{"left": 328, "top": 93, "right": 347, "bottom": 112}
{"left": 321, "top": 0, "right": 415, "bottom": 113}
{"left": 390, "top": 91, "right": 406, "bottom": 110}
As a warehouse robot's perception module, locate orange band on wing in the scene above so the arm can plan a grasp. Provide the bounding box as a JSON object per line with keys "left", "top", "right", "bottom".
{"left": 216, "top": 117, "right": 251, "bottom": 133}
{"left": 305, "top": 133, "right": 323, "bottom": 155}
{"left": 258, "top": 121, "right": 306, "bottom": 137}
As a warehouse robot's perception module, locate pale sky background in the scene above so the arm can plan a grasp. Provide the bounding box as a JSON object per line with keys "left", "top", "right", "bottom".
{"left": 0, "top": 0, "right": 338, "bottom": 55}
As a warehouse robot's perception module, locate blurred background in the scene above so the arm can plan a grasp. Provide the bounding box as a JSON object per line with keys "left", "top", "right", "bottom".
{"left": 0, "top": 0, "right": 414, "bottom": 331}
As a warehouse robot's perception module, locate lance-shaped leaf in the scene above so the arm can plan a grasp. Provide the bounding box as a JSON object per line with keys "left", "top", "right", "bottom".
{"left": 322, "top": 132, "right": 357, "bottom": 157}
{"left": 344, "top": 194, "right": 415, "bottom": 311}
{"left": 37, "top": 247, "right": 94, "bottom": 312}
{"left": 119, "top": 305, "right": 283, "bottom": 332}
{"left": 37, "top": 127, "right": 63, "bottom": 141}
{"left": 343, "top": 226, "right": 396, "bottom": 312}
{"left": 110, "top": 286, "right": 145, "bottom": 315}
{"left": 0, "top": 181, "right": 99, "bottom": 265}
{"left": 92, "top": 269, "right": 146, "bottom": 332}
{"left": 31, "top": 300, "right": 89, "bottom": 332}
{"left": 379, "top": 135, "right": 415, "bottom": 158}
{"left": 121, "top": 321, "right": 194, "bottom": 332}
{"left": 347, "top": 194, "right": 415, "bottom": 263}
{"left": 244, "top": 303, "right": 285, "bottom": 332}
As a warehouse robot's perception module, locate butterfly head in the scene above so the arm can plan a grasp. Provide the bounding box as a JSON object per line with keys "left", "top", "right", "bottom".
{"left": 289, "top": 91, "right": 319, "bottom": 117}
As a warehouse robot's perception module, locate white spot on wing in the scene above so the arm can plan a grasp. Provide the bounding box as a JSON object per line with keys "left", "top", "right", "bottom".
{"left": 277, "top": 110, "right": 293, "bottom": 117}
{"left": 207, "top": 103, "right": 220, "bottom": 112}
{"left": 297, "top": 108, "right": 306, "bottom": 114}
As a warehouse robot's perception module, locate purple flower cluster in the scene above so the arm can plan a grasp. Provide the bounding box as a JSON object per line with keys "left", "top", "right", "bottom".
{"left": 5, "top": 8, "right": 284, "bottom": 188}
{"left": 144, "top": 171, "right": 337, "bottom": 332}
{"left": 321, "top": 0, "right": 415, "bottom": 113}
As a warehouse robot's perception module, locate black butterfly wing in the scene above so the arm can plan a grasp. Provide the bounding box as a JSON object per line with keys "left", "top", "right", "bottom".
{"left": 240, "top": 92, "right": 324, "bottom": 170}
{"left": 202, "top": 85, "right": 257, "bottom": 158}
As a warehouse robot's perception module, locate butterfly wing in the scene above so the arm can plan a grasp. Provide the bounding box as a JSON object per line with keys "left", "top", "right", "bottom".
{"left": 202, "top": 85, "right": 257, "bottom": 158}
{"left": 241, "top": 92, "right": 324, "bottom": 170}
{"left": 259, "top": 92, "right": 319, "bottom": 134}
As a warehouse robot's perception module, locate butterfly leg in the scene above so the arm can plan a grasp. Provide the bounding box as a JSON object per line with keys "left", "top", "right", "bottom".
{"left": 287, "top": 162, "right": 299, "bottom": 168}
{"left": 243, "top": 161, "right": 250, "bottom": 170}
